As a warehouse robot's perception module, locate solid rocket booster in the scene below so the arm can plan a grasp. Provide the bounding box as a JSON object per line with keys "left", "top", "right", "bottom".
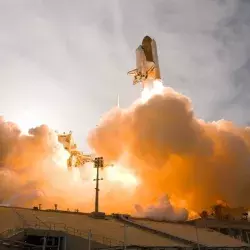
{"left": 127, "top": 36, "right": 161, "bottom": 87}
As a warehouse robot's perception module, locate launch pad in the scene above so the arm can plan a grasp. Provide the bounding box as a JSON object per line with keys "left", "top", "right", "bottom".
{"left": 57, "top": 132, "right": 107, "bottom": 216}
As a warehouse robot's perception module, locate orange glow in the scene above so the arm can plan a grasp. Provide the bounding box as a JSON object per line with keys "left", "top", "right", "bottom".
{"left": 105, "top": 164, "right": 139, "bottom": 188}
{"left": 2, "top": 80, "right": 250, "bottom": 221}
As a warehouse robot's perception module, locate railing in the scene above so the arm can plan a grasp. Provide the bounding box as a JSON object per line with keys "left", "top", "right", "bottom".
{"left": 25, "top": 220, "right": 124, "bottom": 246}
{"left": 0, "top": 213, "right": 124, "bottom": 247}
{"left": 0, "top": 227, "right": 24, "bottom": 239}
{"left": 0, "top": 237, "right": 42, "bottom": 249}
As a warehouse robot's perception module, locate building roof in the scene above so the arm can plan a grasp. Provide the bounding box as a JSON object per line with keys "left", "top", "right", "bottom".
{"left": 0, "top": 206, "right": 248, "bottom": 248}
{"left": 133, "top": 219, "right": 249, "bottom": 248}
{"left": 190, "top": 217, "right": 250, "bottom": 230}
{"left": 0, "top": 207, "right": 187, "bottom": 247}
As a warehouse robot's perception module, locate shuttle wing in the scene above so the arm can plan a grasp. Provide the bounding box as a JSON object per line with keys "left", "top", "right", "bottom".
{"left": 127, "top": 69, "right": 138, "bottom": 76}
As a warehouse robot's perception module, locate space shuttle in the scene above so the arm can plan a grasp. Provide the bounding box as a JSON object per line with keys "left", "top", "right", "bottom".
{"left": 128, "top": 36, "right": 161, "bottom": 87}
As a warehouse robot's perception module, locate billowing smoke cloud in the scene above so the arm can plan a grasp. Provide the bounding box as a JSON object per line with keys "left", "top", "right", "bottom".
{"left": 0, "top": 116, "right": 140, "bottom": 213}
{"left": 135, "top": 195, "right": 188, "bottom": 222}
{"left": 0, "top": 117, "right": 95, "bottom": 209}
{"left": 3, "top": 83, "right": 250, "bottom": 221}
{"left": 2, "top": 84, "right": 250, "bottom": 222}
{"left": 88, "top": 86, "right": 250, "bottom": 215}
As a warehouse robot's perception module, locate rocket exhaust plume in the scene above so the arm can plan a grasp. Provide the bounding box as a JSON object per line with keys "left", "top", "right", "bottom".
{"left": 88, "top": 79, "right": 250, "bottom": 220}
{"left": 2, "top": 79, "right": 250, "bottom": 221}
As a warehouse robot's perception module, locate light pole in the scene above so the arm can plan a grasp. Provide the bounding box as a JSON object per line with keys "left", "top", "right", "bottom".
{"left": 93, "top": 157, "right": 104, "bottom": 213}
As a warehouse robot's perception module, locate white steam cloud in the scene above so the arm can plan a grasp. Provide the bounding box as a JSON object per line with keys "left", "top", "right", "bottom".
{"left": 135, "top": 195, "right": 188, "bottom": 222}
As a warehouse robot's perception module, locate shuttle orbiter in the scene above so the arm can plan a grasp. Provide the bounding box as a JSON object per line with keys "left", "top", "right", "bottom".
{"left": 128, "top": 36, "right": 161, "bottom": 87}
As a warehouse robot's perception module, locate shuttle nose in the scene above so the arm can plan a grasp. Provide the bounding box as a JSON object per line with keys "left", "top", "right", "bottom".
{"left": 142, "top": 36, "right": 152, "bottom": 44}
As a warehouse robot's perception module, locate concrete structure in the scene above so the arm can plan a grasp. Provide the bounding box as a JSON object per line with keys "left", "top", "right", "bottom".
{"left": 189, "top": 218, "right": 250, "bottom": 245}
{"left": 131, "top": 219, "right": 246, "bottom": 248}
{"left": 0, "top": 206, "right": 249, "bottom": 249}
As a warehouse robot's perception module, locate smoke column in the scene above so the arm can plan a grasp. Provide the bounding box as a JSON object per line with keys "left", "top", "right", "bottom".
{"left": 2, "top": 80, "right": 250, "bottom": 221}
{"left": 88, "top": 81, "right": 250, "bottom": 216}
{"left": 0, "top": 119, "right": 91, "bottom": 209}
{"left": 0, "top": 116, "right": 140, "bottom": 213}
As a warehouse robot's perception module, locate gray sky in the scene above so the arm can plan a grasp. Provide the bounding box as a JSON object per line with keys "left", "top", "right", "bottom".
{"left": 0, "top": 0, "right": 250, "bottom": 151}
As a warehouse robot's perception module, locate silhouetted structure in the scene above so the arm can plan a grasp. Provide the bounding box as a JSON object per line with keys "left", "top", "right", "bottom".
{"left": 93, "top": 157, "right": 104, "bottom": 213}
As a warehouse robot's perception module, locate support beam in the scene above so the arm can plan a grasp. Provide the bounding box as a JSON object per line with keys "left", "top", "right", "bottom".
{"left": 42, "top": 236, "right": 47, "bottom": 250}
{"left": 88, "top": 230, "right": 92, "bottom": 250}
